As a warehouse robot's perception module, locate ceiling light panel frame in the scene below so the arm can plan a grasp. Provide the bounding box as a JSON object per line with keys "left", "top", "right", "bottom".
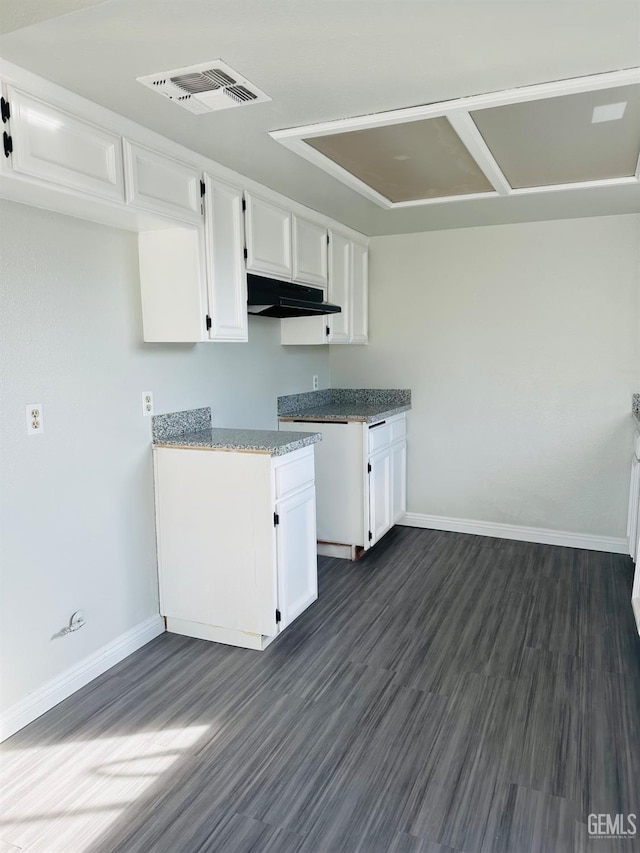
{"left": 270, "top": 69, "right": 640, "bottom": 209}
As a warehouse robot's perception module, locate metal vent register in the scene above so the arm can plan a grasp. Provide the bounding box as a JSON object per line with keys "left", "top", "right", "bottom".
{"left": 137, "top": 60, "right": 270, "bottom": 114}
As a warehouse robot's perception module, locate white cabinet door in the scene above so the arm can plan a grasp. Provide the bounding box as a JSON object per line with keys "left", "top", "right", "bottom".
{"left": 203, "top": 175, "right": 248, "bottom": 342}
{"left": 138, "top": 227, "right": 207, "bottom": 342}
{"left": 368, "top": 446, "right": 392, "bottom": 546}
{"left": 275, "top": 485, "right": 318, "bottom": 629}
{"left": 292, "top": 215, "right": 328, "bottom": 287}
{"left": 7, "top": 87, "right": 125, "bottom": 202}
{"left": 391, "top": 440, "right": 407, "bottom": 523}
{"left": 245, "top": 192, "right": 292, "bottom": 278}
{"left": 350, "top": 240, "right": 369, "bottom": 344}
{"left": 327, "top": 231, "right": 350, "bottom": 343}
{"left": 628, "top": 457, "right": 640, "bottom": 561}
{"left": 124, "top": 140, "right": 202, "bottom": 224}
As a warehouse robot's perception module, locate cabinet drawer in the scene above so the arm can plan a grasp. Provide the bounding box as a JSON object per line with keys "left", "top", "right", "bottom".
{"left": 275, "top": 451, "right": 315, "bottom": 500}
{"left": 390, "top": 416, "right": 407, "bottom": 444}
{"left": 368, "top": 421, "right": 390, "bottom": 453}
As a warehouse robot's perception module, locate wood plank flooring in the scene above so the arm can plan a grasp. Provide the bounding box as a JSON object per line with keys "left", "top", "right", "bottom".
{"left": 1, "top": 527, "right": 639, "bottom": 852}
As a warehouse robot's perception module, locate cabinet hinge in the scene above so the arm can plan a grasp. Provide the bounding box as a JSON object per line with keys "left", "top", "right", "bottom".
{"left": 368, "top": 530, "right": 373, "bottom": 541}
{"left": 325, "top": 325, "right": 330, "bottom": 337}
{"left": 275, "top": 608, "right": 282, "bottom": 623}
{"left": 205, "top": 314, "right": 212, "bottom": 331}
{"left": 200, "top": 179, "right": 206, "bottom": 197}
{"left": 1, "top": 97, "right": 10, "bottom": 123}
{"left": 367, "top": 462, "right": 372, "bottom": 474}
{"left": 243, "top": 247, "right": 248, "bottom": 260}
{"left": 3, "top": 131, "right": 12, "bottom": 158}
{"left": 242, "top": 198, "right": 246, "bottom": 212}
{"left": 273, "top": 512, "right": 279, "bottom": 526}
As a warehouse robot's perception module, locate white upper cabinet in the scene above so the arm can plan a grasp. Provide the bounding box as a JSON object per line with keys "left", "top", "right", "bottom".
{"left": 244, "top": 192, "right": 292, "bottom": 278}
{"left": 138, "top": 226, "right": 207, "bottom": 343}
{"left": 350, "top": 239, "right": 369, "bottom": 345}
{"left": 124, "top": 140, "right": 202, "bottom": 224}
{"left": 203, "top": 175, "right": 248, "bottom": 342}
{"left": 6, "top": 87, "right": 125, "bottom": 202}
{"left": 138, "top": 176, "right": 248, "bottom": 343}
{"left": 281, "top": 231, "right": 368, "bottom": 346}
{"left": 1, "top": 65, "right": 369, "bottom": 347}
{"left": 327, "top": 230, "right": 351, "bottom": 343}
{"left": 292, "top": 215, "right": 328, "bottom": 287}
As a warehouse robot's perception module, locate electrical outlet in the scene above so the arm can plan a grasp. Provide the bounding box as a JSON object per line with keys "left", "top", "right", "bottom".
{"left": 26, "top": 403, "right": 44, "bottom": 435}
{"left": 312, "top": 375, "right": 319, "bottom": 391}
{"left": 142, "top": 391, "right": 153, "bottom": 417}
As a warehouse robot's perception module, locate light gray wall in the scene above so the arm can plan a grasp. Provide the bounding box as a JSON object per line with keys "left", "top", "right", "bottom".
{"left": 331, "top": 214, "right": 640, "bottom": 538}
{"left": 0, "top": 200, "right": 330, "bottom": 712}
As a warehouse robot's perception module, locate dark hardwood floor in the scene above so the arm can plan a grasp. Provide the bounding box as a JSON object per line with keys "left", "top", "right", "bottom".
{"left": 2, "top": 527, "right": 639, "bottom": 852}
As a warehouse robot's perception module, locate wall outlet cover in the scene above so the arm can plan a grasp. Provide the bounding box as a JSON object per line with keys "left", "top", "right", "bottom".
{"left": 26, "top": 403, "right": 44, "bottom": 435}
{"left": 142, "top": 391, "right": 153, "bottom": 417}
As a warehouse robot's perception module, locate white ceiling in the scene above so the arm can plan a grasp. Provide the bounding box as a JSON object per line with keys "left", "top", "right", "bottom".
{"left": 0, "top": 0, "right": 639, "bottom": 235}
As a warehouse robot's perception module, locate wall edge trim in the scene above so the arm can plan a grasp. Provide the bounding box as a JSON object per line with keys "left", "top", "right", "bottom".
{"left": 0, "top": 614, "right": 165, "bottom": 742}
{"left": 399, "top": 512, "right": 628, "bottom": 554}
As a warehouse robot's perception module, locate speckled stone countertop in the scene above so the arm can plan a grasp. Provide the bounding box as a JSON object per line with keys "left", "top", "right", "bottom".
{"left": 278, "top": 388, "right": 411, "bottom": 424}
{"left": 633, "top": 394, "right": 640, "bottom": 430}
{"left": 152, "top": 409, "right": 321, "bottom": 456}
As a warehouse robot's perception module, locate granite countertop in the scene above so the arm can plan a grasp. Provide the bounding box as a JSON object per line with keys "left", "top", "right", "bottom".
{"left": 278, "top": 388, "right": 411, "bottom": 424}
{"left": 151, "top": 408, "right": 321, "bottom": 456}
{"left": 633, "top": 394, "right": 640, "bottom": 430}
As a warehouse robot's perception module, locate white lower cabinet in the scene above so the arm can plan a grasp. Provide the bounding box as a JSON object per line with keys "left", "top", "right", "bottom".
{"left": 628, "top": 437, "right": 640, "bottom": 635}
{"left": 153, "top": 444, "right": 318, "bottom": 649}
{"left": 279, "top": 412, "right": 407, "bottom": 557}
{"left": 367, "top": 415, "right": 407, "bottom": 546}
{"left": 628, "top": 455, "right": 640, "bottom": 563}
{"left": 275, "top": 485, "right": 318, "bottom": 629}
{"left": 390, "top": 438, "right": 408, "bottom": 523}
{"left": 368, "top": 445, "right": 392, "bottom": 545}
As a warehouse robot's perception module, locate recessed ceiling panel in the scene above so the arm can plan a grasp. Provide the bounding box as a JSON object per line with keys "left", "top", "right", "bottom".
{"left": 304, "top": 117, "right": 495, "bottom": 202}
{"left": 471, "top": 84, "right": 640, "bottom": 188}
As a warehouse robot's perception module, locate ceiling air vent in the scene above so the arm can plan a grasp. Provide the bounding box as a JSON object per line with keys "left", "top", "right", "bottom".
{"left": 137, "top": 60, "right": 270, "bottom": 114}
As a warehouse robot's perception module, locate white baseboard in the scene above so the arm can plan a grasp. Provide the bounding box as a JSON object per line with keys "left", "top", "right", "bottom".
{"left": 0, "top": 614, "right": 165, "bottom": 742}
{"left": 399, "top": 513, "right": 628, "bottom": 555}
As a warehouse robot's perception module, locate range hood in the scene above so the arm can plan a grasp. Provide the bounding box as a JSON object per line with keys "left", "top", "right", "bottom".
{"left": 247, "top": 274, "right": 341, "bottom": 318}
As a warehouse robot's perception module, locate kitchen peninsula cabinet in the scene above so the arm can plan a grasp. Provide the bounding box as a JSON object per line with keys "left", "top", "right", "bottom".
{"left": 153, "top": 418, "right": 321, "bottom": 649}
